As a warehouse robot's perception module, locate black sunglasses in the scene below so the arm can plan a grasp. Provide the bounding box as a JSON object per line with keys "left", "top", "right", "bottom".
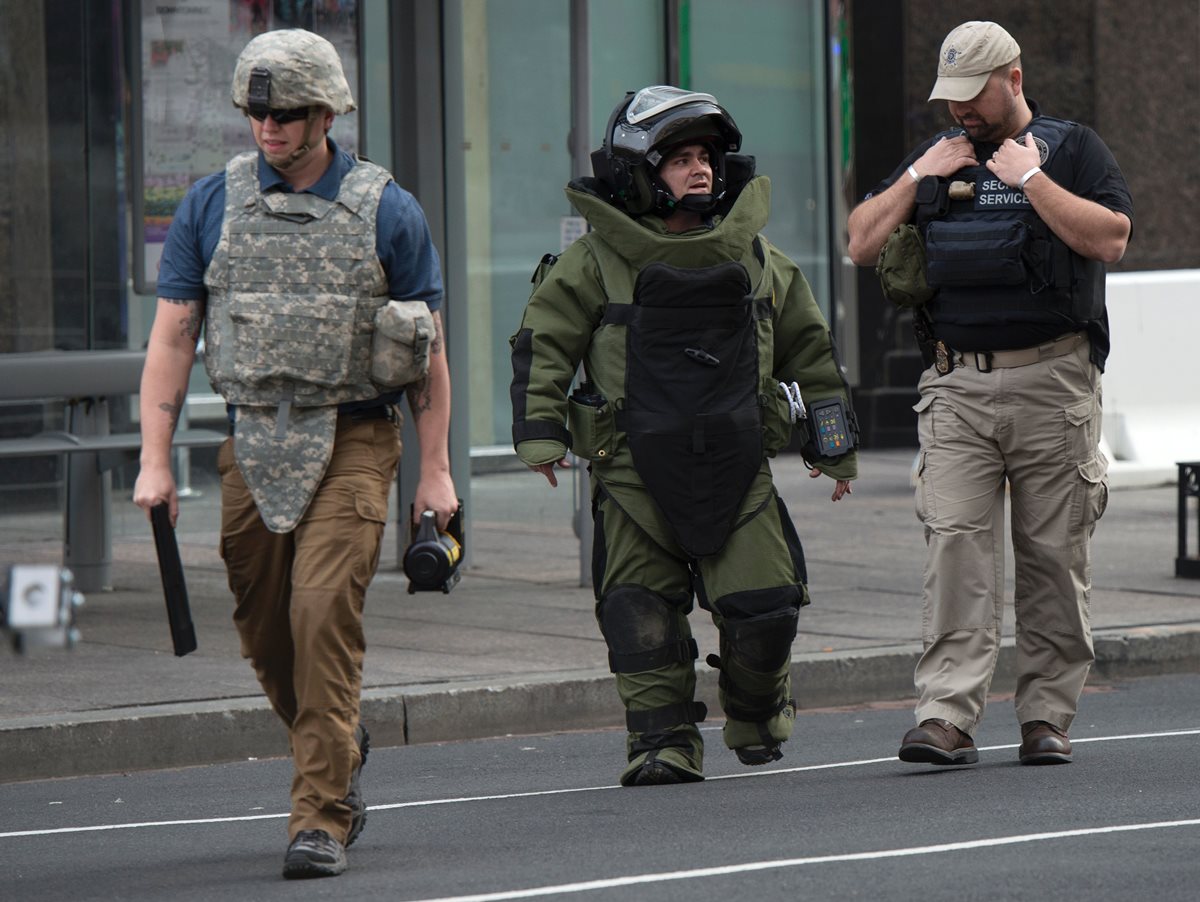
{"left": 246, "top": 105, "right": 312, "bottom": 125}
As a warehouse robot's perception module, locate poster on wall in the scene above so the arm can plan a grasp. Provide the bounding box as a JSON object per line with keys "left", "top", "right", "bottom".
{"left": 133, "top": 0, "right": 359, "bottom": 294}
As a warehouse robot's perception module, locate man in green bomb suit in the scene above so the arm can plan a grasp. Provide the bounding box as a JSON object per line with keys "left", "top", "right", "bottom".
{"left": 510, "top": 86, "right": 859, "bottom": 786}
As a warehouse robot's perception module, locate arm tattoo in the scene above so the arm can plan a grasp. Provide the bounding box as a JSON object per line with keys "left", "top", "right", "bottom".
{"left": 158, "top": 390, "right": 185, "bottom": 434}
{"left": 406, "top": 311, "right": 443, "bottom": 418}
{"left": 406, "top": 376, "right": 433, "bottom": 418}
{"left": 164, "top": 298, "right": 204, "bottom": 343}
{"left": 430, "top": 310, "right": 444, "bottom": 355}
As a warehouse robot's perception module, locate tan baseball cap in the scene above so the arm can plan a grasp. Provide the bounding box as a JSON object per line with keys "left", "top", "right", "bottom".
{"left": 928, "top": 21, "right": 1021, "bottom": 102}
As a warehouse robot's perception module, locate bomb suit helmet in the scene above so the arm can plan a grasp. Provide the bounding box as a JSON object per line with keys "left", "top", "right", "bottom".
{"left": 591, "top": 85, "right": 741, "bottom": 216}
{"left": 231, "top": 28, "right": 356, "bottom": 116}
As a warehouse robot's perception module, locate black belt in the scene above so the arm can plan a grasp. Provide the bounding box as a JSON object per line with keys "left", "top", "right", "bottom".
{"left": 340, "top": 404, "right": 396, "bottom": 422}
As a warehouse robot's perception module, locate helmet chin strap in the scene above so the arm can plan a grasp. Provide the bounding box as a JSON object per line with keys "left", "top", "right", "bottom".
{"left": 271, "top": 110, "right": 322, "bottom": 171}
{"left": 677, "top": 193, "right": 715, "bottom": 212}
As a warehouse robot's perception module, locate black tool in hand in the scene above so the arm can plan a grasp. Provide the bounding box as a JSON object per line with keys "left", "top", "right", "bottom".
{"left": 403, "top": 503, "right": 464, "bottom": 594}
{"left": 150, "top": 503, "right": 197, "bottom": 656}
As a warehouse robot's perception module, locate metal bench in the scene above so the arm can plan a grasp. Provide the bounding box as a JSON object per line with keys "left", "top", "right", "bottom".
{"left": 0, "top": 350, "right": 226, "bottom": 592}
{"left": 1177, "top": 462, "right": 1200, "bottom": 579}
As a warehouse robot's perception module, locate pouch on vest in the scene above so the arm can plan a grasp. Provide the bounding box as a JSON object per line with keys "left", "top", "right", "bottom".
{"left": 925, "top": 220, "right": 1028, "bottom": 288}
{"left": 370, "top": 300, "right": 433, "bottom": 388}
{"left": 876, "top": 224, "right": 934, "bottom": 309}
{"left": 568, "top": 387, "right": 616, "bottom": 462}
{"left": 619, "top": 260, "right": 762, "bottom": 559}
{"left": 231, "top": 292, "right": 356, "bottom": 389}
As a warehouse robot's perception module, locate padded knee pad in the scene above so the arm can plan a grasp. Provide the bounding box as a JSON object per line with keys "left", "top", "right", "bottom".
{"left": 712, "top": 585, "right": 802, "bottom": 673}
{"left": 709, "top": 585, "right": 801, "bottom": 724}
{"left": 597, "top": 585, "right": 697, "bottom": 673}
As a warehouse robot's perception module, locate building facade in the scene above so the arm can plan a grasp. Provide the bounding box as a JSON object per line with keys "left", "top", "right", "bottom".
{"left": 1, "top": 0, "right": 1196, "bottom": 532}
{"left": 0, "top": 0, "right": 838, "bottom": 528}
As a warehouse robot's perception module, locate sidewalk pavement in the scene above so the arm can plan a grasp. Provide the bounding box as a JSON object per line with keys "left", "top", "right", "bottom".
{"left": 2, "top": 449, "right": 1198, "bottom": 783}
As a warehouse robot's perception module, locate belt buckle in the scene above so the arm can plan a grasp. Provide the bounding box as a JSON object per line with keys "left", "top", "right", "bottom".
{"left": 974, "top": 351, "right": 993, "bottom": 373}
{"left": 935, "top": 340, "right": 954, "bottom": 375}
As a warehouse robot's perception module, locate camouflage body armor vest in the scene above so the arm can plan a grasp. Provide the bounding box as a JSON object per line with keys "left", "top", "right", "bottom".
{"left": 204, "top": 151, "right": 391, "bottom": 406}
{"left": 203, "top": 151, "right": 392, "bottom": 533}
{"left": 918, "top": 116, "right": 1104, "bottom": 328}
{"left": 581, "top": 232, "right": 776, "bottom": 558}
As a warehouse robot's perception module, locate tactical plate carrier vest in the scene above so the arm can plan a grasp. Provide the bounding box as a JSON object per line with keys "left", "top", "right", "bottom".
{"left": 202, "top": 152, "right": 392, "bottom": 534}
{"left": 204, "top": 151, "right": 391, "bottom": 409}
{"left": 917, "top": 116, "right": 1104, "bottom": 328}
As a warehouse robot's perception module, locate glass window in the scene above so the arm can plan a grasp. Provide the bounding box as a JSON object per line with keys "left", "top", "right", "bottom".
{"left": 445, "top": 0, "right": 666, "bottom": 450}
{"left": 685, "top": 0, "right": 831, "bottom": 314}
{"left": 0, "top": 3, "right": 126, "bottom": 353}
{"left": 446, "top": 0, "right": 572, "bottom": 449}
{"left": 588, "top": 3, "right": 666, "bottom": 150}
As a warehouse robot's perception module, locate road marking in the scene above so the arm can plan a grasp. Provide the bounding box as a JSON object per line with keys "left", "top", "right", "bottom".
{"left": 2, "top": 727, "right": 1197, "bottom": 839}
{"left": 0, "top": 812, "right": 287, "bottom": 837}
{"left": 404, "top": 818, "right": 1200, "bottom": 902}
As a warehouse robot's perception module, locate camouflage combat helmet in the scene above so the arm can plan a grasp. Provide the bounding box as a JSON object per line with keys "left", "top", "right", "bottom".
{"left": 231, "top": 28, "right": 355, "bottom": 115}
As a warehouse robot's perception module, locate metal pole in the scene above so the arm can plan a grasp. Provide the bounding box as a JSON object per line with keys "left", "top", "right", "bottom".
{"left": 172, "top": 400, "right": 200, "bottom": 499}
{"left": 64, "top": 398, "right": 111, "bottom": 592}
{"left": 570, "top": 0, "right": 593, "bottom": 588}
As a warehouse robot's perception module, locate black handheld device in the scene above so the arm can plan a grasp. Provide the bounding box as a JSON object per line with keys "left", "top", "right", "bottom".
{"left": 807, "top": 398, "right": 855, "bottom": 457}
{"left": 150, "top": 503, "right": 198, "bottom": 656}
{"left": 403, "top": 502, "right": 465, "bottom": 594}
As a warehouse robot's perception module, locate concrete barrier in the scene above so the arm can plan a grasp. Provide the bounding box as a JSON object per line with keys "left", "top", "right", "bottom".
{"left": 1104, "top": 269, "right": 1200, "bottom": 487}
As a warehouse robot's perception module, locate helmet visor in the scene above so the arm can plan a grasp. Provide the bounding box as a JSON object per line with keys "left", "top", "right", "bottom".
{"left": 625, "top": 86, "right": 720, "bottom": 126}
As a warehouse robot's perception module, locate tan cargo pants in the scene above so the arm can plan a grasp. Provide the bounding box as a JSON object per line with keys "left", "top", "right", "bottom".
{"left": 911, "top": 335, "right": 1108, "bottom": 735}
{"left": 217, "top": 413, "right": 400, "bottom": 842}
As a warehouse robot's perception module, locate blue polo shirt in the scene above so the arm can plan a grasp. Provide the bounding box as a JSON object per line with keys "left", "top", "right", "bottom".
{"left": 157, "top": 137, "right": 444, "bottom": 310}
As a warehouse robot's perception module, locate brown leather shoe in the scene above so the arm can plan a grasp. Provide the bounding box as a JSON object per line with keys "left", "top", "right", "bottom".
{"left": 898, "top": 718, "right": 979, "bottom": 765}
{"left": 1019, "top": 721, "right": 1072, "bottom": 765}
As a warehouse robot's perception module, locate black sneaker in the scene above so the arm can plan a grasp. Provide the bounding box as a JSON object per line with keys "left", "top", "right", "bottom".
{"left": 344, "top": 724, "right": 370, "bottom": 847}
{"left": 282, "top": 829, "right": 347, "bottom": 879}
{"left": 733, "top": 700, "right": 792, "bottom": 766}
{"left": 630, "top": 761, "right": 685, "bottom": 786}
{"left": 625, "top": 758, "right": 705, "bottom": 787}
{"left": 734, "top": 743, "right": 783, "bottom": 766}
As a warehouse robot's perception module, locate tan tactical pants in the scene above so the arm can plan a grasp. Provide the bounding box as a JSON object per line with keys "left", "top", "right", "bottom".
{"left": 217, "top": 414, "right": 400, "bottom": 842}
{"left": 912, "top": 335, "right": 1108, "bottom": 735}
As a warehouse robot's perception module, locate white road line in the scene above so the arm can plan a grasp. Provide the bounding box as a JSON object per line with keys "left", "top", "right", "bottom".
{"left": 2, "top": 727, "right": 1197, "bottom": 840}
{"left": 405, "top": 818, "right": 1200, "bottom": 902}
{"left": 0, "top": 812, "right": 287, "bottom": 838}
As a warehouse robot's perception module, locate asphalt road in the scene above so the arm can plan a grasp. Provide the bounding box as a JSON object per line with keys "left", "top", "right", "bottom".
{"left": 3, "top": 673, "right": 1199, "bottom": 902}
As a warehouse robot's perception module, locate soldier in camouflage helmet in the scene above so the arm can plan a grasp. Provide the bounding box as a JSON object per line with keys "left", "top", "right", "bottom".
{"left": 134, "top": 27, "right": 456, "bottom": 880}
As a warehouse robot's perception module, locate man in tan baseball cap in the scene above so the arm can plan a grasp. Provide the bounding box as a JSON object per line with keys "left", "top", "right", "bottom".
{"left": 928, "top": 20, "right": 1021, "bottom": 102}
{"left": 846, "top": 19, "right": 1133, "bottom": 774}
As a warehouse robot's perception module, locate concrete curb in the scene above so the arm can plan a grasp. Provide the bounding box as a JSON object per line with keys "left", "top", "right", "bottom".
{"left": 4, "top": 626, "right": 1199, "bottom": 784}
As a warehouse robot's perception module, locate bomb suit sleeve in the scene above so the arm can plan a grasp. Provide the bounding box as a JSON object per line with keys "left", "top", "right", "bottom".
{"left": 768, "top": 246, "right": 859, "bottom": 480}
{"left": 510, "top": 241, "right": 607, "bottom": 465}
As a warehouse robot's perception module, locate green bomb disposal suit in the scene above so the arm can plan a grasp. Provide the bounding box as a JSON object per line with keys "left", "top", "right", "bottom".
{"left": 511, "top": 175, "right": 857, "bottom": 784}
